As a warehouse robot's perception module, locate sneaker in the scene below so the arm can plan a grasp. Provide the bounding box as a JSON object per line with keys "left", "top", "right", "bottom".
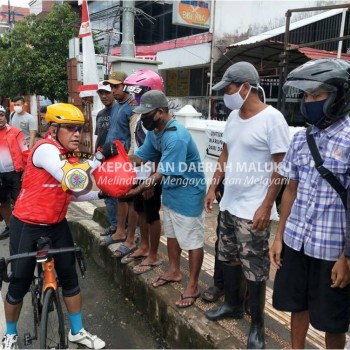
{"left": 1, "top": 334, "right": 18, "bottom": 349}
{"left": 0, "top": 227, "right": 9, "bottom": 240}
{"left": 68, "top": 329, "right": 105, "bottom": 349}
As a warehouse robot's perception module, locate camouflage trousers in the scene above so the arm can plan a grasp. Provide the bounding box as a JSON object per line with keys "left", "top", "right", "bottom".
{"left": 218, "top": 210, "right": 270, "bottom": 282}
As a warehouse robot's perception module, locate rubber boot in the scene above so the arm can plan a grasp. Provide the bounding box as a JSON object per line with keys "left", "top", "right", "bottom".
{"left": 244, "top": 288, "right": 251, "bottom": 316}
{"left": 213, "top": 212, "right": 224, "bottom": 290}
{"left": 205, "top": 264, "right": 246, "bottom": 321}
{"left": 246, "top": 281, "right": 266, "bottom": 349}
{"left": 213, "top": 256, "right": 224, "bottom": 290}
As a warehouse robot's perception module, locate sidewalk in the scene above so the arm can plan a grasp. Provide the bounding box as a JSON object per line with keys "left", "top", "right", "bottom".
{"left": 68, "top": 200, "right": 327, "bottom": 349}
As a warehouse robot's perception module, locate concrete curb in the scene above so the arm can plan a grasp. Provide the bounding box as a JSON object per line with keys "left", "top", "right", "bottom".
{"left": 69, "top": 216, "right": 244, "bottom": 349}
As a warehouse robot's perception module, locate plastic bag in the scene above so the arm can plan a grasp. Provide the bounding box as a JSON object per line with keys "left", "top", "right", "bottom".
{"left": 93, "top": 140, "right": 136, "bottom": 197}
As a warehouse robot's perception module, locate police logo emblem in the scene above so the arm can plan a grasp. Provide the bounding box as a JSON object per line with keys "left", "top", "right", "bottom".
{"left": 61, "top": 161, "right": 90, "bottom": 192}
{"left": 66, "top": 169, "right": 88, "bottom": 191}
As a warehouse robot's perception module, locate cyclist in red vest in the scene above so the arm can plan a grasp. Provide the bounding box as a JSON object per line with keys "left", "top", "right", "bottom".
{"left": 0, "top": 105, "right": 28, "bottom": 241}
{"left": 1, "top": 103, "right": 117, "bottom": 349}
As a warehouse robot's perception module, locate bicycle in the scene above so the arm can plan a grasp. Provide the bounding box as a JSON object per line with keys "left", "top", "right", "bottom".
{"left": 0, "top": 237, "right": 87, "bottom": 349}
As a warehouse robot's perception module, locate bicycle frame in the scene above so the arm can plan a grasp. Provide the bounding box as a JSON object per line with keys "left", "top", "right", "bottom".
{"left": 0, "top": 239, "right": 86, "bottom": 349}
{"left": 42, "top": 257, "right": 57, "bottom": 291}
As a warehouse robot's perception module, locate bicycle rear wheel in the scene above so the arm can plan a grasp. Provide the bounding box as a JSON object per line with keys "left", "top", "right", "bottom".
{"left": 40, "top": 287, "right": 66, "bottom": 349}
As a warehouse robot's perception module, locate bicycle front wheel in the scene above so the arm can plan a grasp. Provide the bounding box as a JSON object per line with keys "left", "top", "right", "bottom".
{"left": 40, "top": 287, "right": 66, "bottom": 349}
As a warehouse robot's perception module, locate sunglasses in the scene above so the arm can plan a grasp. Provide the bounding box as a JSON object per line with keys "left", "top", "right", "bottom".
{"left": 60, "top": 124, "right": 84, "bottom": 133}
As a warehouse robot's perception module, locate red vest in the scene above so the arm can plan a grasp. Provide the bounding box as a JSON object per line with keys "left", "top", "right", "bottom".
{"left": 13, "top": 138, "right": 72, "bottom": 225}
{"left": 1, "top": 125, "right": 26, "bottom": 172}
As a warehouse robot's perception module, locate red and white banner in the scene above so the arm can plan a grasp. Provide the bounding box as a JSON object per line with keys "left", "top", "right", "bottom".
{"left": 77, "top": 0, "right": 99, "bottom": 97}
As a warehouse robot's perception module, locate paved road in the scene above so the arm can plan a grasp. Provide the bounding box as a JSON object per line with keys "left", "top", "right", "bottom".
{"left": 0, "top": 218, "right": 168, "bottom": 349}
{"left": 2, "top": 198, "right": 349, "bottom": 349}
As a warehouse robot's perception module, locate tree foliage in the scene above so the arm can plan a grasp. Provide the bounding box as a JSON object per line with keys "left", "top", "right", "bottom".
{"left": 0, "top": 4, "right": 79, "bottom": 102}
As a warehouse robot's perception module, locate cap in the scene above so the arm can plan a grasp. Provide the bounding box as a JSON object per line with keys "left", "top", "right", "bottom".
{"left": 0, "top": 105, "right": 5, "bottom": 114}
{"left": 212, "top": 62, "right": 260, "bottom": 91}
{"left": 103, "top": 71, "right": 128, "bottom": 85}
{"left": 133, "top": 90, "right": 169, "bottom": 114}
{"left": 97, "top": 81, "right": 112, "bottom": 93}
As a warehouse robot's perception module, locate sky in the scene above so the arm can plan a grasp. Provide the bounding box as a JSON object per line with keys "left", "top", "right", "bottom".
{"left": 0, "top": 0, "right": 28, "bottom": 6}
{"left": 214, "top": 0, "right": 346, "bottom": 37}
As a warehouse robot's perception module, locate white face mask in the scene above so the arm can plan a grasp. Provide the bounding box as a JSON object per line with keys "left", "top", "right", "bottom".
{"left": 223, "top": 85, "right": 252, "bottom": 110}
{"left": 14, "top": 106, "right": 23, "bottom": 113}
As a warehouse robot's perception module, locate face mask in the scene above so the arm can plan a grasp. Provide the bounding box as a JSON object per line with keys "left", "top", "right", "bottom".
{"left": 41, "top": 120, "right": 47, "bottom": 129}
{"left": 223, "top": 85, "right": 251, "bottom": 110}
{"left": 141, "top": 111, "right": 160, "bottom": 131}
{"left": 303, "top": 100, "right": 326, "bottom": 126}
{"left": 14, "top": 106, "right": 23, "bottom": 113}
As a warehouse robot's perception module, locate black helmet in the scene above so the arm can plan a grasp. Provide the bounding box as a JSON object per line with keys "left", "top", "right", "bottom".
{"left": 283, "top": 58, "right": 350, "bottom": 128}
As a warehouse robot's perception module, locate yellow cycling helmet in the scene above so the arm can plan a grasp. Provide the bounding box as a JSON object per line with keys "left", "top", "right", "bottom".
{"left": 45, "top": 103, "right": 85, "bottom": 125}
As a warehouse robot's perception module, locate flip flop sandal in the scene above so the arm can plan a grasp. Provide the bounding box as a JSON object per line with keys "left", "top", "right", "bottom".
{"left": 100, "top": 226, "right": 117, "bottom": 237}
{"left": 112, "top": 244, "right": 137, "bottom": 259}
{"left": 176, "top": 293, "right": 200, "bottom": 308}
{"left": 100, "top": 235, "right": 126, "bottom": 247}
{"left": 132, "top": 260, "right": 162, "bottom": 274}
{"left": 201, "top": 286, "right": 225, "bottom": 302}
{"left": 152, "top": 276, "right": 182, "bottom": 288}
{"left": 120, "top": 254, "right": 148, "bottom": 265}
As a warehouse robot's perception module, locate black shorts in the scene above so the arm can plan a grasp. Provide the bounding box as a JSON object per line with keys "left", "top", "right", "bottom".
{"left": 273, "top": 244, "right": 350, "bottom": 333}
{"left": 133, "top": 181, "right": 161, "bottom": 224}
{"left": 7, "top": 216, "right": 79, "bottom": 303}
{"left": 0, "top": 171, "right": 23, "bottom": 203}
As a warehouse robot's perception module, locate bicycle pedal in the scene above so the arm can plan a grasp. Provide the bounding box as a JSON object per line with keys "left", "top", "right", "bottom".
{"left": 23, "top": 332, "right": 33, "bottom": 346}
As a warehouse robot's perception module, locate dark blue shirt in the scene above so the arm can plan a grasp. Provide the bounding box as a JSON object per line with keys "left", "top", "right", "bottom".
{"left": 105, "top": 96, "right": 135, "bottom": 152}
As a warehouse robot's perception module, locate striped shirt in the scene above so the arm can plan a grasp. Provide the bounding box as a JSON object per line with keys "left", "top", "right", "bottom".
{"left": 278, "top": 117, "right": 350, "bottom": 261}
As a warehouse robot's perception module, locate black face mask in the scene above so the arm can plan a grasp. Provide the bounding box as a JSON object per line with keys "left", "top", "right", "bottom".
{"left": 303, "top": 99, "right": 327, "bottom": 126}
{"left": 141, "top": 110, "right": 161, "bottom": 131}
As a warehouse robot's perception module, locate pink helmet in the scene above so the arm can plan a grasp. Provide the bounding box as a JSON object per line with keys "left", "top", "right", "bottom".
{"left": 124, "top": 69, "right": 164, "bottom": 102}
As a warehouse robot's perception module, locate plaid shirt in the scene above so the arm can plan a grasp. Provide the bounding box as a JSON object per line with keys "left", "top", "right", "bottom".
{"left": 278, "top": 117, "right": 350, "bottom": 261}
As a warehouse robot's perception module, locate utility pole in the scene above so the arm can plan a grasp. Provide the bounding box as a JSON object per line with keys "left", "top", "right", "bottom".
{"left": 120, "top": 0, "right": 135, "bottom": 58}
{"left": 208, "top": 0, "right": 216, "bottom": 120}
{"left": 7, "top": 0, "right": 11, "bottom": 31}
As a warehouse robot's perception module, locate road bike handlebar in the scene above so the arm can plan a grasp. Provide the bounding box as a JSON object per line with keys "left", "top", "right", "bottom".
{"left": 0, "top": 246, "right": 87, "bottom": 290}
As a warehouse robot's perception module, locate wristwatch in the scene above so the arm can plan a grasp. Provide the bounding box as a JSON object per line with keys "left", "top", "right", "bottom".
{"left": 95, "top": 151, "right": 105, "bottom": 163}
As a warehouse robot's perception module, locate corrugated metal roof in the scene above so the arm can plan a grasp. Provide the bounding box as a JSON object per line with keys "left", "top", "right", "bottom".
{"left": 214, "top": 8, "right": 350, "bottom": 77}
{"left": 213, "top": 40, "right": 350, "bottom": 77}
{"left": 229, "top": 8, "right": 344, "bottom": 47}
{"left": 214, "top": 41, "right": 307, "bottom": 76}
{"left": 299, "top": 46, "right": 350, "bottom": 60}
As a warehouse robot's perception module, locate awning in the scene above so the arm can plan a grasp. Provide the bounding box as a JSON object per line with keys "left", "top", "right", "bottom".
{"left": 214, "top": 40, "right": 350, "bottom": 77}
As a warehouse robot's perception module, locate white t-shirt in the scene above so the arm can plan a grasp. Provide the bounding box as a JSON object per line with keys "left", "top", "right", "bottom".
{"left": 219, "top": 105, "right": 290, "bottom": 220}
{"left": 10, "top": 112, "right": 38, "bottom": 145}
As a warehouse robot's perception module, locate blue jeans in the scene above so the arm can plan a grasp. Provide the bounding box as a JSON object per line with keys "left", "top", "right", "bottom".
{"left": 104, "top": 197, "right": 118, "bottom": 227}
